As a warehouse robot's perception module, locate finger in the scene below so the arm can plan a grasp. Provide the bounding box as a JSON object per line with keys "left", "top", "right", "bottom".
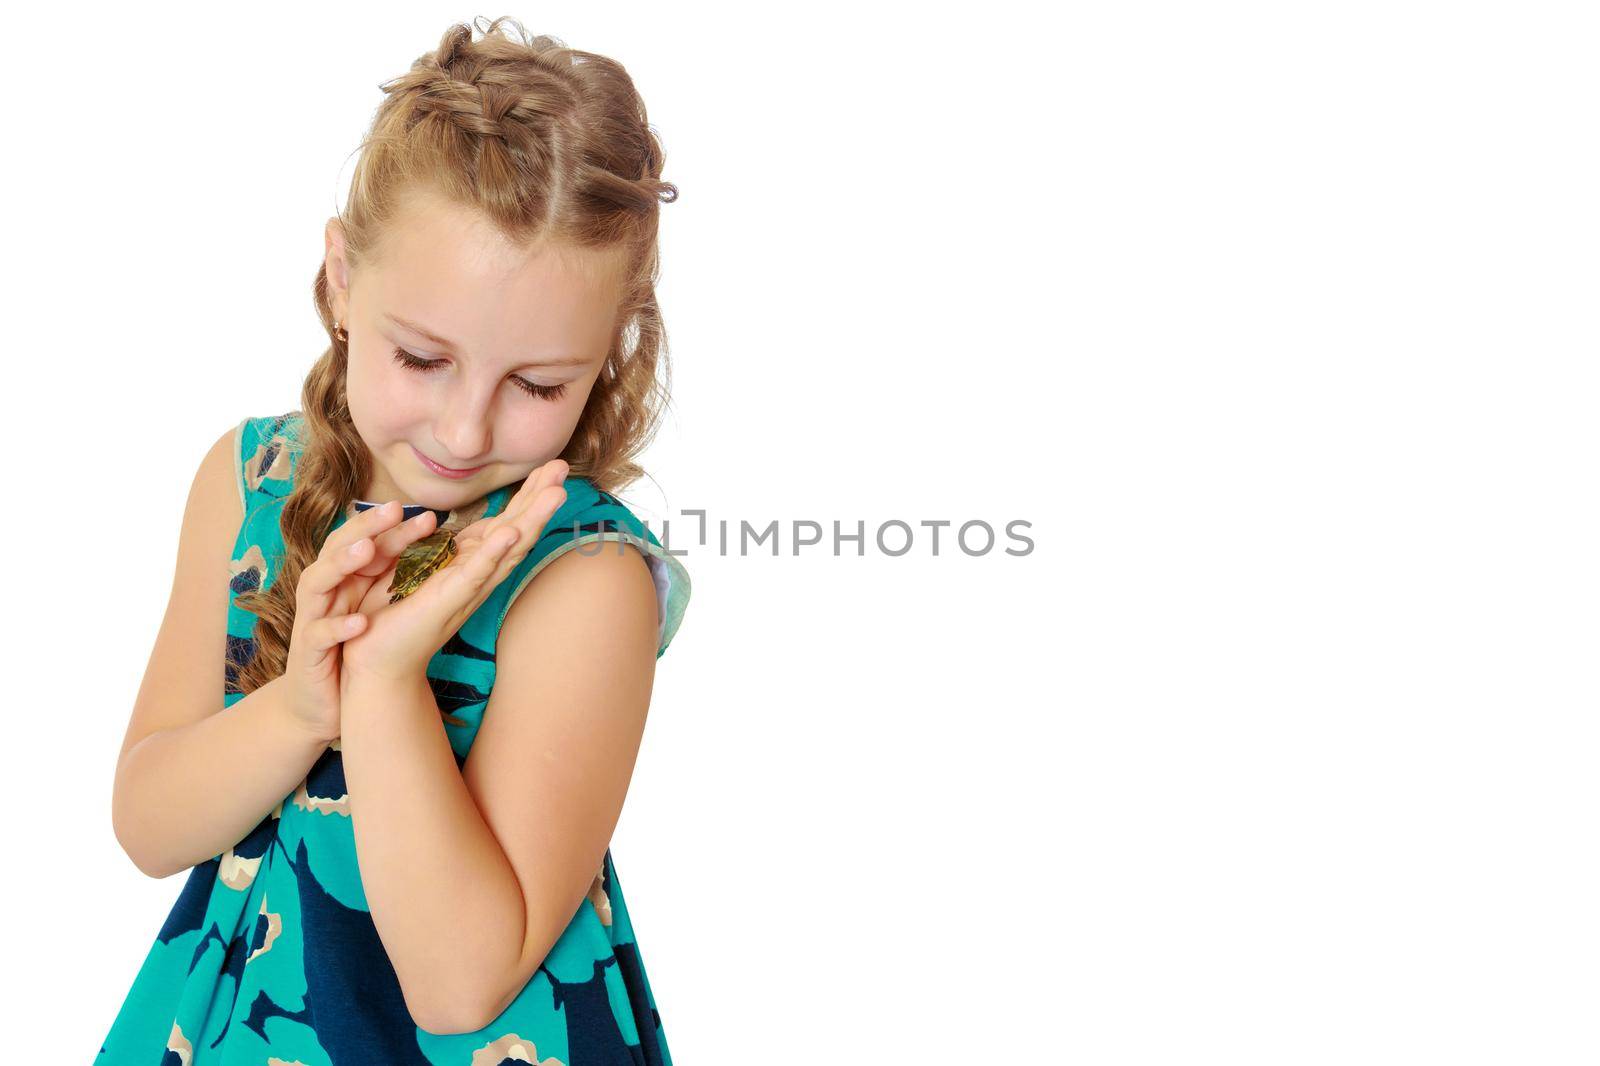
{"left": 326, "top": 513, "right": 436, "bottom": 617}
{"left": 466, "top": 525, "right": 521, "bottom": 583}
{"left": 487, "top": 488, "right": 563, "bottom": 589}
{"left": 327, "top": 611, "right": 366, "bottom": 643}
{"left": 299, "top": 612, "right": 366, "bottom": 665}
{"left": 430, "top": 522, "right": 520, "bottom": 611}
{"left": 355, "top": 510, "right": 440, "bottom": 576}
{"left": 328, "top": 499, "right": 406, "bottom": 555}
{"left": 507, "top": 484, "right": 568, "bottom": 557}
{"left": 455, "top": 461, "right": 563, "bottom": 546}
{"left": 304, "top": 500, "right": 407, "bottom": 603}
{"left": 464, "top": 525, "right": 524, "bottom": 615}
{"left": 501, "top": 459, "right": 570, "bottom": 525}
{"left": 299, "top": 533, "right": 380, "bottom": 615}
{"left": 532, "top": 458, "right": 569, "bottom": 501}
{"left": 321, "top": 507, "right": 439, "bottom": 616}
{"left": 362, "top": 565, "right": 399, "bottom": 614}
{"left": 531, "top": 482, "right": 568, "bottom": 527}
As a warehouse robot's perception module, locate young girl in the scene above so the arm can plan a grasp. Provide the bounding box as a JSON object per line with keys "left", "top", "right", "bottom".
{"left": 97, "top": 18, "right": 690, "bottom": 1064}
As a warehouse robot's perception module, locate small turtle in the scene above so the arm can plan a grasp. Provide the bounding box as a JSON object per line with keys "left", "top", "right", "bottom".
{"left": 387, "top": 527, "right": 459, "bottom": 603}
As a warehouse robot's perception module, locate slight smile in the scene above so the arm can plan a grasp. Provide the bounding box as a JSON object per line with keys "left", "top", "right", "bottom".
{"left": 413, "top": 445, "right": 486, "bottom": 480}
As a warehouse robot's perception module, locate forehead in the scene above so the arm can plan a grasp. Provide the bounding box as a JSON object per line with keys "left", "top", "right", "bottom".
{"left": 362, "top": 191, "right": 625, "bottom": 353}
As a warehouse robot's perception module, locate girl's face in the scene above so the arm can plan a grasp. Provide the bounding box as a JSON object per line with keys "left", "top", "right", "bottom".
{"left": 324, "top": 191, "right": 624, "bottom": 509}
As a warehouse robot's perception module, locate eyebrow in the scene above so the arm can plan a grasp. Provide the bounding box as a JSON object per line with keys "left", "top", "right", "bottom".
{"left": 384, "top": 312, "right": 593, "bottom": 368}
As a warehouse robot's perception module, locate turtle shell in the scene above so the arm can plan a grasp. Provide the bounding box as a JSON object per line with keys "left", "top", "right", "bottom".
{"left": 387, "top": 527, "right": 459, "bottom": 603}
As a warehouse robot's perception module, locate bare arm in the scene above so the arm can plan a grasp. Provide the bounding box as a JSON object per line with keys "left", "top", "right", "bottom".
{"left": 113, "top": 673, "right": 334, "bottom": 878}
{"left": 110, "top": 422, "right": 330, "bottom": 879}
{"left": 340, "top": 543, "right": 658, "bottom": 1035}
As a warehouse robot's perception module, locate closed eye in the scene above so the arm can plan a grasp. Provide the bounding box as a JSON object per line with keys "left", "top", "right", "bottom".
{"left": 392, "top": 348, "right": 569, "bottom": 401}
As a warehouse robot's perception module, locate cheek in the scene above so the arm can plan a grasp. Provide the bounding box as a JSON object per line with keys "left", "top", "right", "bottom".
{"left": 344, "top": 347, "right": 406, "bottom": 437}
{"left": 503, "top": 409, "right": 569, "bottom": 454}
{"left": 343, "top": 350, "right": 377, "bottom": 421}
{"left": 502, "top": 393, "right": 589, "bottom": 457}
{"left": 348, "top": 345, "right": 420, "bottom": 412}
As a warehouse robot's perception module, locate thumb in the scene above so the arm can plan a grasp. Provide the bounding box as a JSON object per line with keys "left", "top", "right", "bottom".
{"left": 298, "top": 614, "right": 355, "bottom": 676}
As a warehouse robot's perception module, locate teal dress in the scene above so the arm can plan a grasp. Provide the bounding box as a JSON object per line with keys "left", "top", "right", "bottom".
{"left": 97, "top": 412, "right": 691, "bottom": 1065}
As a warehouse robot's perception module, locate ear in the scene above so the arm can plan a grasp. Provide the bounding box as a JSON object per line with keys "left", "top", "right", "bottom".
{"left": 324, "top": 217, "right": 351, "bottom": 312}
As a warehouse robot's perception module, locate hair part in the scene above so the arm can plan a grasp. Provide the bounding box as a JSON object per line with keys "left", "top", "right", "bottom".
{"left": 231, "top": 16, "right": 677, "bottom": 698}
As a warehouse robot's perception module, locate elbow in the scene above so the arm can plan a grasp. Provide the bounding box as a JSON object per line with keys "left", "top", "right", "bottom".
{"left": 412, "top": 1013, "right": 485, "bottom": 1038}
{"left": 403, "top": 978, "right": 508, "bottom": 1037}
{"left": 405, "top": 953, "right": 531, "bottom": 1036}
{"left": 406, "top": 905, "right": 543, "bottom": 1035}
{"left": 115, "top": 830, "right": 177, "bottom": 881}
{"left": 407, "top": 994, "right": 497, "bottom": 1038}
{"left": 136, "top": 854, "right": 182, "bottom": 881}
{"left": 111, "top": 799, "right": 171, "bottom": 880}
{"left": 111, "top": 771, "right": 158, "bottom": 879}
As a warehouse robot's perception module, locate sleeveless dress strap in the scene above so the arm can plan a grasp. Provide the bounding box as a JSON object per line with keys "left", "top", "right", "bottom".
{"left": 235, "top": 412, "right": 302, "bottom": 515}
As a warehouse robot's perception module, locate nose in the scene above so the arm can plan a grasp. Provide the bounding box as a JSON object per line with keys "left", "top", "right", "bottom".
{"left": 432, "top": 391, "right": 494, "bottom": 467}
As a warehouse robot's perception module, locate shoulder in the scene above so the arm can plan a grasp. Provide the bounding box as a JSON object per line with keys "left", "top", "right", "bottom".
{"left": 490, "top": 476, "right": 694, "bottom": 660}
{"left": 499, "top": 533, "right": 662, "bottom": 665}
{"left": 169, "top": 418, "right": 248, "bottom": 543}
{"left": 189, "top": 420, "right": 248, "bottom": 535}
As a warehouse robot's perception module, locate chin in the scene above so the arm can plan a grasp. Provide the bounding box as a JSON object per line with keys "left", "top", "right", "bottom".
{"left": 398, "top": 476, "right": 486, "bottom": 510}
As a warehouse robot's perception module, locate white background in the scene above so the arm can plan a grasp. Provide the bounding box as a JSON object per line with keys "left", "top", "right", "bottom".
{"left": 4, "top": 2, "right": 1595, "bottom": 1062}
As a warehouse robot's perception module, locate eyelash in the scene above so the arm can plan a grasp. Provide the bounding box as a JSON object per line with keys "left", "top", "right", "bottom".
{"left": 391, "top": 348, "right": 568, "bottom": 401}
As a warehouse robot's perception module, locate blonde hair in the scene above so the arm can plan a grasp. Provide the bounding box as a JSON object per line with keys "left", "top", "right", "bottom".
{"left": 231, "top": 16, "right": 677, "bottom": 697}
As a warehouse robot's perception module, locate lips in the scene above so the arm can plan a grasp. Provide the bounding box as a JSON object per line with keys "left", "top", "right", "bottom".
{"left": 413, "top": 445, "right": 485, "bottom": 479}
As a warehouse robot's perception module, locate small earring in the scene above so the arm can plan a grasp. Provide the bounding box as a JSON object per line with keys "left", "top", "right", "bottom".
{"left": 333, "top": 318, "right": 349, "bottom": 343}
